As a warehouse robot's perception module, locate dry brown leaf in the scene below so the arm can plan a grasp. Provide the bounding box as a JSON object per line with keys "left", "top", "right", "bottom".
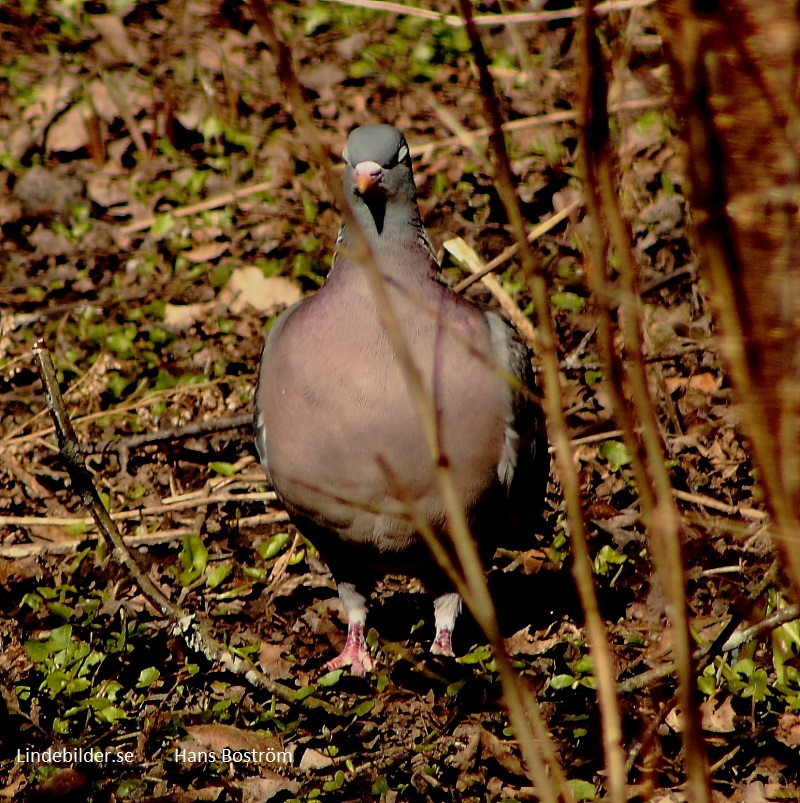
{"left": 162, "top": 302, "right": 212, "bottom": 331}
{"left": 505, "top": 626, "right": 561, "bottom": 657}
{"left": 220, "top": 267, "right": 302, "bottom": 314}
{"left": 297, "top": 747, "right": 333, "bottom": 770}
{"left": 47, "top": 104, "right": 88, "bottom": 153}
{"left": 87, "top": 168, "right": 129, "bottom": 207}
{"left": 24, "top": 76, "right": 78, "bottom": 125}
{"left": 86, "top": 79, "right": 118, "bottom": 121}
{"left": 743, "top": 780, "right": 769, "bottom": 803}
{"left": 92, "top": 15, "right": 141, "bottom": 63}
{"left": 184, "top": 242, "right": 229, "bottom": 263}
{"left": 182, "top": 724, "right": 284, "bottom": 760}
{"left": 258, "top": 642, "right": 293, "bottom": 680}
{"left": 479, "top": 727, "right": 524, "bottom": 776}
{"left": 237, "top": 774, "right": 300, "bottom": 802}
{"left": 700, "top": 695, "right": 735, "bottom": 732}
{"left": 664, "top": 372, "right": 721, "bottom": 394}
{"left": 775, "top": 711, "right": 800, "bottom": 747}
{"left": 665, "top": 705, "right": 682, "bottom": 732}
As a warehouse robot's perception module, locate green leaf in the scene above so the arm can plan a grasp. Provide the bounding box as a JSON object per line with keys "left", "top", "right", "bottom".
{"left": 208, "top": 461, "right": 239, "bottom": 477}
{"left": 53, "top": 717, "right": 70, "bottom": 734}
{"left": 733, "top": 657, "right": 755, "bottom": 678}
{"left": 697, "top": 674, "right": 716, "bottom": 696}
{"left": 97, "top": 706, "right": 128, "bottom": 724}
{"left": 44, "top": 670, "right": 70, "bottom": 696}
{"left": 549, "top": 674, "right": 575, "bottom": 690}
{"left": 48, "top": 624, "right": 73, "bottom": 652}
{"left": 460, "top": 644, "right": 492, "bottom": 664}
{"left": 746, "top": 668, "right": 770, "bottom": 702}
{"left": 48, "top": 602, "right": 75, "bottom": 620}
{"left": 137, "top": 667, "right": 160, "bottom": 688}
{"left": 180, "top": 534, "right": 208, "bottom": 574}
{"left": 599, "top": 440, "right": 631, "bottom": 472}
{"left": 206, "top": 563, "right": 232, "bottom": 589}
{"left": 301, "top": 196, "right": 318, "bottom": 223}
{"left": 318, "top": 670, "right": 343, "bottom": 687}
{"left": 594, "top": 544, "right": 627, "bottom": 575}
{"left": 288, "top": 548, "right": 306, "bottom": 565}
{"left": 294, "top": 684, "right": 316, "bottom": 701}
{"left": 776, "top": 618, "right": 800, "bottom": 651}
{"left": 259, "top": 533, "right": 290, "bottom": 560}
{"left": 447, "top": 680, "right": 467, "bottom": 697}
{"left": 20, "top": 593, "right": 43, "bottom": 611}
{"left": 551, "top": 291, "right": 585, "bottom": 312}
{"left": 25, "top": 640, "right": 50, "bottom": 663}
{"left": 323, "top": 770, "right": 345, "bottom": 791}
{"left": 116, "top": 779, "right": 143, "bottom": 798}
{"left": 66, "top": 678, "right": 91, "bottom": 694}
{"left": 569, "top": 779, "right": 596, "bottom": 800}
{"left": 304, "top": 5, "right": 330, "bottom": 34}
{"left": 150, "top": 213, "right": 174, "bottom": 238}
{"left": 351, "top": 700, "right": 374, "bottom": 717}
{"left": 584, "top": 369, "right": 603, "bottom": 386}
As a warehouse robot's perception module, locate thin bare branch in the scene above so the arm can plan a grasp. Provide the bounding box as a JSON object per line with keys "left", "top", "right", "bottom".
{"left": 321, "top": 0, "right": 656, "bottom": 28}
{"left": 578, "top": 2, "right": 710, "bottom": 797}
{"left": 30, "top": 339, "right": 339, "bottom": 715}
{"left": 452, "top": 200, "right": 582, "bottom": 293}
{"left": 455, "top": 0, "right": 626, "bottom": 799}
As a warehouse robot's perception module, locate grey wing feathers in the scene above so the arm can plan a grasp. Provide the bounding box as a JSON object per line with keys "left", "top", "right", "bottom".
{"left": 253, "top": 300, "right": 304, "bottom": 479}
{"left": 484, "top": 310, "right": 542, "bottom": 496}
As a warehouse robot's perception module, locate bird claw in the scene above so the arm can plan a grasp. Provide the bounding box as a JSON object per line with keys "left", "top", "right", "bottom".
{"left": 325, "top": 622, "right": 375, "bottom": 676}
{"left": 430, "top": 627, "right": 454, "bottom": 657}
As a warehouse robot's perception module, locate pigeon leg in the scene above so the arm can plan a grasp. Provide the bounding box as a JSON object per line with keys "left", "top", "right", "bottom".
{"left": 325, "top": 582, "right": 375, "bottom": 676}
{"left": 431, "top": 592, "right": 462, "bottom": 656}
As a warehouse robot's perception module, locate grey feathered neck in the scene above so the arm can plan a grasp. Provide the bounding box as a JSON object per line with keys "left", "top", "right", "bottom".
{"left": 339, "top": 126, "right": 422, "bottom": 245}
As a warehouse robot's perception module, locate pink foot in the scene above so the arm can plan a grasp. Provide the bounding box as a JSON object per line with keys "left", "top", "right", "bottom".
{"left": 325, "top": 622, "right": 375, "bottom": 676}
{"left": 431, "top": 627, "right": 454, "bottom": 657}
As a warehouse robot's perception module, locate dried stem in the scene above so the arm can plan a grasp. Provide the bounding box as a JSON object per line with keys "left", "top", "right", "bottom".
{"left": 31, "top": 340, "right": 339, "bottom": 716}
{"left": 455, "top": 0, "right": 627, "bottom": 800}
{"left": 578, "top": 3, "right": 710, "bottom": 798}
{"left": 320, "top": 0, "right": 656, "bottom": 28}
{"left": 656, "top": 1, "right": 800, "bottom": 597}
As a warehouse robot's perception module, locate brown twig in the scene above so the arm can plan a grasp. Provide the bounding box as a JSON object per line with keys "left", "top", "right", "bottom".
{"left": 95, "top": 413, "right": 252, "bottom": 453}
{"left": 119, "top": 180, "right": 276, "bottom": 235}
{"left": 30, "top": 339, "right": 339, "bottom": 715}
{"left": 451, "top": 200, "right": 582, "bottom": 294}
{"left": 618, "top": 562, "right": 786, "bottom": 693}
{"left": 113, "top": 101, "right": 664, "bottom": 240}
{"left": 0, "top": 491, "right": 279, "bottom": 529}
{"left": 3, "top": 379, "right": 230, "bottom": 449}
{"left": 413, "top": 98, "right": 667, "bottom": 159}
{"left": 1, "top": 528, "right": 197, "bottom": 558}
{"left": 456, "top": 0, "right": 625, "bottom": 799}
{"left": 320, "top": 0, "right": 656, "bottom": 28}
{"left": 102, "top": 73, "right": 150, "bottom": 161}
{"left": 578, "top": 1, "right": 709, "bottom": 798}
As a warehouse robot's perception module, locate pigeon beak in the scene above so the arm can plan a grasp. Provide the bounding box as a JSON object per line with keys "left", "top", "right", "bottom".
{"left": 354, "top": 161, "right": 383, "bottom": 194}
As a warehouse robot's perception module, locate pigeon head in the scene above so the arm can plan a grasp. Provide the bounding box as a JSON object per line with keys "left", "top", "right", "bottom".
{"left": 342, "top": 124, "right": 416, "bottom": 206}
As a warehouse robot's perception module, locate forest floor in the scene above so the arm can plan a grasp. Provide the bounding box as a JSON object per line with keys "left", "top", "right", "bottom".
{"left": 0, "top": 1, "right": 798, "bottom": 801}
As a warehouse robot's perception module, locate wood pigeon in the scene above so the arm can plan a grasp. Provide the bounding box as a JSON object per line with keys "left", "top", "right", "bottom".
{"left": 254, "top": 124, "right": 548, "bottom": 675}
